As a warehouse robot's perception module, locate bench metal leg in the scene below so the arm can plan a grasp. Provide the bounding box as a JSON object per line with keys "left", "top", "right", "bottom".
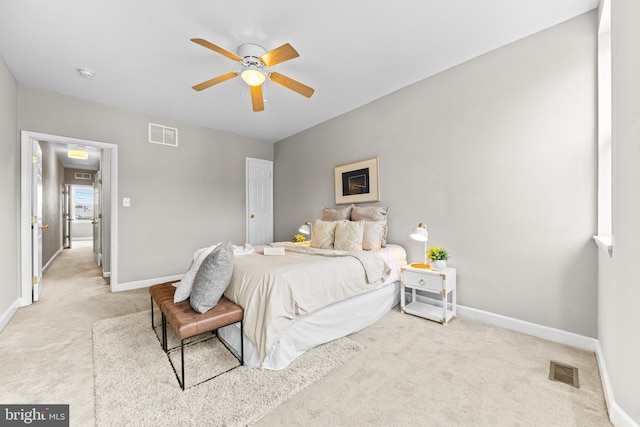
{"left": 161, "top": 313, "right": 168, "bottom": 352}
{"left": 169, "top": 319, "right": 244, "bottom": 391}
{"left": 180, "top": 340, "right": 185, "bottom": 390}
{"left": 240, "top": 320, "right": 244, "bottom": 365}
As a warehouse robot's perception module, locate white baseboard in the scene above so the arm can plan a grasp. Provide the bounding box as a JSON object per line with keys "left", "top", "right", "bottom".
{"left": 42, "top": 246, "right": 64, "bottom": 275}
{"left": 595, "top": 342, "right": 640, "bottom": 427}
{"left": 456, "top": 304, "right": 598, "bottom": 351}
{"left": 456, "top": 304, "right": 639, "bottom": 427}
{"left": 0, "top": 299, "right": 20, "bottom": 333}
{"left": 112, "top": 274, "right": 183, "bottom": 292}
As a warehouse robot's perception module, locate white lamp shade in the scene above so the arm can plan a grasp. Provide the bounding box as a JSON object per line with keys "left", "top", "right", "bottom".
{"left": 410, "top": 223, "right": 428, "bottom": 241}
{"left": 298, "top": 221, "right": 311, "bottom": 235}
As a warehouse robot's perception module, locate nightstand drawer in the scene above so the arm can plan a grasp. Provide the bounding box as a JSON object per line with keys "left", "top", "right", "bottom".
{"left": 402, "top": 270, "right": 443, "bottom": 291}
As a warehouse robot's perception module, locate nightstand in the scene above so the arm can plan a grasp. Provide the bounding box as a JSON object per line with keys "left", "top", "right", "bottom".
{"left": 400, "top": 265, "right": 456, "bottom": 324}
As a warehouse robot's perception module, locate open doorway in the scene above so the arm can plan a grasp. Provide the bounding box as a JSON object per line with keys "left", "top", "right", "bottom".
{"left": 69, "top": 185, "right": 95, "bottom": 246}
{"left": 20, "top": 131, "right": 119, "bottom": 306}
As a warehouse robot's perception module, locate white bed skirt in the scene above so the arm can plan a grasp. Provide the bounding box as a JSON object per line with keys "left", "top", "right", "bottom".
{"left": 218, "top": 281, "right": 401, "bottom": 370}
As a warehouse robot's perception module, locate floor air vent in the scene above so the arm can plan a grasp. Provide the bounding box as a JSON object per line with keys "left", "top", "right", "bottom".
{"left": 549, "top": 361, "right": 580, "bottom": 388}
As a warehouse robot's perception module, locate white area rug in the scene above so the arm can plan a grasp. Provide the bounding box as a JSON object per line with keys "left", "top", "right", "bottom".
{"left": 93, "top": 311, "right": 362, "bottom": 426}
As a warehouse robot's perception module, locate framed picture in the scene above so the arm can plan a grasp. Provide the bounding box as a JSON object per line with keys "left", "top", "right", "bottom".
{"left": 334, "top": 157, "right": 380, "bottom": 204}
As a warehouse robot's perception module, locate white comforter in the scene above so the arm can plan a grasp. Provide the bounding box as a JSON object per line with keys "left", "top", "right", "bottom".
{"left": 223, "top": 244, "right": 390, "bottom": 364}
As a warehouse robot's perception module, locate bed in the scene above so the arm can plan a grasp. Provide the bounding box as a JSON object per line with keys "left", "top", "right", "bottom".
{"left": 217, "top": 242, "right": 407, "bottom": 370}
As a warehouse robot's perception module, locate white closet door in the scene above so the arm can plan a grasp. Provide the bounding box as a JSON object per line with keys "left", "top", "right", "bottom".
{"left": 246, "top": 158, "right": 273, "bottom": 245}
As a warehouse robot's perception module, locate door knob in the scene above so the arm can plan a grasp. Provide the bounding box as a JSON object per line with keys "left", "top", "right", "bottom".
{"left": 40, "top": 224, "right": 49, "bottom": 229}
{"left": 250, "top": 214, "right": 255, "bottom": 218}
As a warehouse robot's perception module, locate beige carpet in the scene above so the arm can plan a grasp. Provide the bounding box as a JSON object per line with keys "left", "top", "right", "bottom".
{"left": 256, "top": 311, "right": 612, "bottom": 427}
{"left": 0, "top": 242, "right": 149, "bottom": 425}
{"left": 1, "top": 242, "right": 612, "bottom": 426}
{"left": 93, "top": 311, "right": 362, "bottom": 426}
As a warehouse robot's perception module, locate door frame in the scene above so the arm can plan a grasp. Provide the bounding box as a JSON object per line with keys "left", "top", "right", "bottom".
{"left": 20, "top": 131, "right": 119, "bottom": 306}
{"left": 62, "top": 184, "right": 71, "bottom": 249}
{"left": 31, "top": 140, "right": 43, "bottom": 301}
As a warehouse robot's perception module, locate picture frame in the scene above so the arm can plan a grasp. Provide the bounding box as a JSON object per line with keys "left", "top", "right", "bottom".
{"left": 334, "top": 157, "right": 380, "bottom": 204}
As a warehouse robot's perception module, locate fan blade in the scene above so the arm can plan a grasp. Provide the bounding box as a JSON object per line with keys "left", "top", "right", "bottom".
{"left": 259, "top": 43, "right": 299, "bottom": 67}
{"left": 268, "top": 72, "right": 314, "bottom": 98}
{"left": 192, "top": 72, "right": 238, "bottom": 91}
{"left": 250, "top": 85, "right": 264, "bottom": 112}
{"left": 191, "top": 38, "right": 242, "bottom": 62}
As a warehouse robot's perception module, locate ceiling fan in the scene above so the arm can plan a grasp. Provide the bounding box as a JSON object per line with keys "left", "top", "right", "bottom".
{"left": 191, "top": 39, "right": 314, "bottom": 112}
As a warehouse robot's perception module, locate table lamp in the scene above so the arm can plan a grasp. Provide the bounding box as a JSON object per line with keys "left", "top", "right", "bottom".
{"left": 409, "top": 222, "right": 429, "bottom": 266}
{"left": 298, "top": 221, "right": 312, "bottom": 236}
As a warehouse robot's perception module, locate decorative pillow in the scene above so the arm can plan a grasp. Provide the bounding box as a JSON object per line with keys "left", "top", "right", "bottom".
{"left": 322, "top": 204, "right": 353, "bottom": 221}
{"left": 334, "top": 220, "right": 365, "bottom": 251}
{"left": 189, "top": 241, "right": 234, "bottom": 314}
{"left": 173, "top": 243, "right": 220, "bottom": 303}
{"left": 351, "top": 205, "right": 389, "bottom": 221}
{"left": 352, "top": 206, "right": 389, "bottom": 246}
{"left": 310, "top": 220, "right": 338, "bottom": 249}
{"left": 362, "top": 221, "right": 387, "bottom": 251}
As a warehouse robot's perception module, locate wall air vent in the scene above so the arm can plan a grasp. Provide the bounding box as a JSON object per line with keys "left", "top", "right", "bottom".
{"left": 75, "top": 172, "right": 92, "bottom": 180}
{"left": 148, "top": 123, "right": 178, "bottom": 147}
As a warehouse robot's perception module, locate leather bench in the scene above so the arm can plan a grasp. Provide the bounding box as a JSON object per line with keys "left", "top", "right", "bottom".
{"left": 149, "top": 281, "right": 244, "bottom": 390}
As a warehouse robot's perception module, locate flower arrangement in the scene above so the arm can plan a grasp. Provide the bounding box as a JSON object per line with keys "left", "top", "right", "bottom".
{"left": 427, "top": 246, "right": 449, "bottom": 261}
{"left": 293, "top": 234, "right": 306, "bottom": 243}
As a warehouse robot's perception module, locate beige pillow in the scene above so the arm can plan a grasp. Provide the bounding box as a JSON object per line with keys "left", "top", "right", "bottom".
{"left": 352, "top": 206, "right": 389, "bottom": 246}
{"left": 334, "top": 220, "right": 365, "bottom": 251}
{"left": 311, "top": 220, "right": 337, "bottom": 249}
{"left": 362, "top": 221, "right": 386, "bottom": 250}
{"left": 351, "top": 205, "right": 389, "bottom": 221}
{"left": 322, "top": 204, "right": 353, "bottom": 221}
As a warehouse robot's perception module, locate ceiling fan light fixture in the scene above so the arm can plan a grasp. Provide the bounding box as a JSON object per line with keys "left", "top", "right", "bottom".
{"left": 190, "top": 39, "right": 314, "bottom": 111}
{"left": 240, "top": 68, "right": 266, "bottom": 87}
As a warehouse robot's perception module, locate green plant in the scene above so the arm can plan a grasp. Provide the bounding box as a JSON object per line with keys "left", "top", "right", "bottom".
{"left": 293, "top": 234, "right": 306, "bottom": 243}
{"left": 427, "top": 246, "right": 449, "bottom": 261}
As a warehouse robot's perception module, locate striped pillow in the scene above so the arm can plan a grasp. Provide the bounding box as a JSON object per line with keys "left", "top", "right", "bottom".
{"left": 334, "top": 220, "right": 365, "bottom": 251}
{"left": 310, "top": 220, "right": 337, "bottom": 249}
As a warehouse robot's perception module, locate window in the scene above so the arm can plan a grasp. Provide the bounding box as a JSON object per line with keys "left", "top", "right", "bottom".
{"left": 73, "top": 186, "right": 94, "bottom": 220}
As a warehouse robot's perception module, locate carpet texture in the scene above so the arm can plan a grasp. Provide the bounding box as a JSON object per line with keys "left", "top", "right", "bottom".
{"left": 92, "top": 311, "right": 363, "bottom": 426}
{"left": 256, "top": 310, "right": 612, "bottom": 427}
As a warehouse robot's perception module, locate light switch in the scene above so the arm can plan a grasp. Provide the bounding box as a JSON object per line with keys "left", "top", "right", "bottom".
{"left": 123, "top": 197, "right": 131, "bottom": 207}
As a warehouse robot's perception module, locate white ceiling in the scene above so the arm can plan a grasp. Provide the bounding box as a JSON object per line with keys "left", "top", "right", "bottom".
{"left": 0, "top": 0, "right": 598, "bottom": 144}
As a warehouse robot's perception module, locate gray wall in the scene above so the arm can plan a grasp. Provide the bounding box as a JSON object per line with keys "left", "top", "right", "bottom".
{"left": 598, "top": 0, "right": 640, "bottom": 423}
{"left": 39, "top": 140, "right": 65, "bottom": 267}
{"left": 17, "top": 86, "right": 273, "bottom": 283}
{"left": 0, "top": 56, "right": 18, "bottom": 316}
{"left": 275, "top": 12, "right": 597, "bottom": 337}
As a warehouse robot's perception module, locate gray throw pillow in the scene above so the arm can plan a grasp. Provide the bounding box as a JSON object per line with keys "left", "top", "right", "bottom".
{"left": 189, "top": 241, "right": 234, "bottom": 314}
{"left": 173, "top": 244, "right": 219, "bottom": 303}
